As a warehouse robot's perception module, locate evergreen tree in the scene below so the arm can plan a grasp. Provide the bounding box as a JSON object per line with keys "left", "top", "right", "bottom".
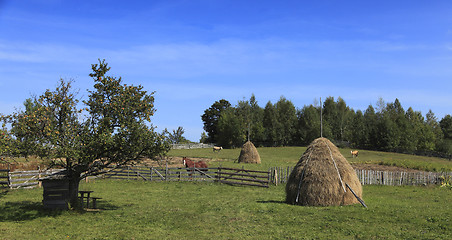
{"left": 440, "top": 115, "right": 452, "bottom": 139}
{"left": 363, "top": 105, "right": 378, "bottom": 149}
{"left": 349, "top": 110, "right": 365, "bottom": 148}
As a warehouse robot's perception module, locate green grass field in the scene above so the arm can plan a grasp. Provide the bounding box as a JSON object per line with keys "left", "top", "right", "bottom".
{"left": 168, "top": 147, "right": 452, "bottom": 172}
{"left": 1, "top": 147, "right": 451, "bottom": 239}
{"left": 1, "top": 180, "right": 451, "bottom": 239}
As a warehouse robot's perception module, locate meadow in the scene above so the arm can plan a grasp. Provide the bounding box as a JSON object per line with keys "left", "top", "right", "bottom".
{"left": 168, "top": 146, "right": 452, "bottom": 172}
{"left": 1, "top": 147, "right": 451, "bottom": 239}
{"left": 1, "top": 180, "right": 451, "bottom": 239}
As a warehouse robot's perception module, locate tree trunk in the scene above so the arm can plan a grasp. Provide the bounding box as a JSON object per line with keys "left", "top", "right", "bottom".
{"left": 67, "top": 173, "right": 81, "bottom": 209}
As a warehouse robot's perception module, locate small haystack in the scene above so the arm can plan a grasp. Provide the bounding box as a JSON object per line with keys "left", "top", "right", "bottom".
{"left": 286, "top": 137, "right": 363, "bottom": 206}
{"left": 238, "top": 141, "right": 261, "bottom": 164}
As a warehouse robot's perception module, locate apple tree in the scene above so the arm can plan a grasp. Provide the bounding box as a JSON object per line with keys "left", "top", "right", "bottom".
{"left": 8, "top": 59, "right": 170, "bottom": 208}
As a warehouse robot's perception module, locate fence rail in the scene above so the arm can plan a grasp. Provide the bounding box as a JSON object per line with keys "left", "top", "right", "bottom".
{"left": 7, "top": 169, "right": 65, "bottom": 189}
{"left": 269, "top": 166, "right": 452, "bottom": 186}
{"left": 103, "top": 166, "right": 218, "bottom": 182}
{"left": 2, "top": 166, "right": 451, "bottom": 189}
{"left": 171, "top": 143, "right": 215, "bottom": 149}
{"left": 216, "top": 167, "right": 270, "bottom": 188}
{"left": 103, "top": 166, "right": 270, "bottom": 187}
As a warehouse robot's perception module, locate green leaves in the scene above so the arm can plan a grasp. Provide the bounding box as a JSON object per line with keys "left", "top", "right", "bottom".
{"left": 6, "top": 59, "right": 170, "bottom": 178}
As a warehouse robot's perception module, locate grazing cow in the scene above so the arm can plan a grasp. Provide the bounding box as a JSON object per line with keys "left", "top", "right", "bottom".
{"left": 213, "top": 146, "right": 223, "bottom": 152}
{"left": 351, "top": 150, "right": 359, "bottom": 158}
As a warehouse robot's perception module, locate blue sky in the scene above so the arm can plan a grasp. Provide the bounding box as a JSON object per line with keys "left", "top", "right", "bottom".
{"left": 1, "top": 0, "right": 451, "bottom": 141}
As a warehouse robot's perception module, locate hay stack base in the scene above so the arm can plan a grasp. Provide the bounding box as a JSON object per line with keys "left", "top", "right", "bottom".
{"left": 238, "top": 141, "right": 261, "bottom": 164}
{"left": 286, "top": 137, "right": 363, "bottom": 206}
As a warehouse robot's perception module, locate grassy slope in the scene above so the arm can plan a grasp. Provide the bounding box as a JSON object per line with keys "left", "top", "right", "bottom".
{"left": 168, "top": 147, "right": 452, "bottom": 172}
{"left": 1, "top": 180, "right": 451, "bottom": 239}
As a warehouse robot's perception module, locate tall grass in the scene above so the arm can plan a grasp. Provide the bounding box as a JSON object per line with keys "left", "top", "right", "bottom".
{"left": 1, "top": 180, "right": 451, "bottom": 239}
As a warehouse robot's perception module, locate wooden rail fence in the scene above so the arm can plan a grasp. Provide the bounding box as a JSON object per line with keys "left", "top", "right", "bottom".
{"left": 103, "top": 166, "right": 270, "bottom": 188}
{"left": 103, "top": 166, "right": 217, "bottom": 182}
{"left": 2, "top": 166, "right": 451, "bottom": 189}
{"left": 269, "top": 166, "right": 452, "bottom": 186}
{"left": 1, "top": 169, "right": 64, "bottom": 189}
{"left": 216, "top": 167, "right": 270, "bottom": 188}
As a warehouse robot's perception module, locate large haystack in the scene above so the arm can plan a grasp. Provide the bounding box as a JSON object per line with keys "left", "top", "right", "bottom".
{"left": 238, "top": 141, "right": 261, "bottom": 164}
{"left": 286, "top": 137, "right": 363, "bottom": 206}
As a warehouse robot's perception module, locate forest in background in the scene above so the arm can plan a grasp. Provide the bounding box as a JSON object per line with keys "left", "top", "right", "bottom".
{"left": 201, "top": 95, "right": 452, "bottom": 158}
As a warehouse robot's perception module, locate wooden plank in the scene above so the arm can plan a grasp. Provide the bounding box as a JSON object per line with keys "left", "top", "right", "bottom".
{"left": 9, "top": 177, "right": 40, "bottom": 182}
{"left": 8, "top": 172, "right": 41, "bottom": 177}
{"left": 218, "top": 167, "right": 269, "bottom": 174}
{"left": 153, "top": 168, "right": 165, "bottom": 180}
{"left": 43, "top": 200, "right": 68, "bottom": 210}
{"left": 220, "top": 176, "right": 269, "bottom": 184}
{"left": 10, "top": 182, "right": 38, "bottom": 188}
{"left": 218, "top": 179, "right": 269, "bottom": 188}
{"left": 212, "top": 171, "right": 268, "bottom": 179}
{"left": 9, "top": 170, "right": 40, "bottom": 174}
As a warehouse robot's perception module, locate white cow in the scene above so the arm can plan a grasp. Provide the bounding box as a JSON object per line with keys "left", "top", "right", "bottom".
{"left": 213, "top": 146, "right": 223, "bottom": 152}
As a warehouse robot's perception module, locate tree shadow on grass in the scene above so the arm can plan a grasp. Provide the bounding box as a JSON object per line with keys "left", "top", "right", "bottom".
{"left": 0, "top": 200, "right": 120, "bottom": 222}
{"left": 0, "top": 201, "right": 64, "bottom": 222}
{"left": 0, "top": 189, "right": 8, "bottom": 199}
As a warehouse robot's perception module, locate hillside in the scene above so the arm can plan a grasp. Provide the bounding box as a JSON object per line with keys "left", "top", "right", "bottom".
{"left": 167, "top": 147, "right": 452, "bottom": 172}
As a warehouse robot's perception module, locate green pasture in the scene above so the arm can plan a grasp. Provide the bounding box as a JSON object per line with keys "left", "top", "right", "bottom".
{"left": 1, "top": 180, "right": 451, "bottom": 239}
{"left": 168, "top": 147, "right": 452, "bottom": 172}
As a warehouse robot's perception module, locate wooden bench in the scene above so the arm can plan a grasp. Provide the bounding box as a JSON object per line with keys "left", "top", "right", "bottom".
{"left": 91, "top": 197, "right": 102, "bottom": 209}
{"left": 78, "top": 190, "right": 101, "bottom": 209}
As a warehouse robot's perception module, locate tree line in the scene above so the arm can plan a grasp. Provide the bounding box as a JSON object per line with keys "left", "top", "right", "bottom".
{"left": 201, "top": 95, "right": 452, "bottom": 157}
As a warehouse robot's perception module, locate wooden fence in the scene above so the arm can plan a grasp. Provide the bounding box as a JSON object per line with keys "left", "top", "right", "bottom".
{"left": 2, "top": 166, "right": 451, "bottom": 189}
{"left": 103, "top": 166, "right": 217, "bottom": 182}
{"left": 269, "top": 166, "right": 452, "bottom": 186}
{"left": 171, "top": 143, "right": 215, "bottom": 149}
{"left": 103, "top": 166, "right": 270, "bottom": 188}
{"left": 216, "top": 167, "right": 270, "bottom": 188}
{"left": 6, "top": 169, "right": 65, "bottom": 189}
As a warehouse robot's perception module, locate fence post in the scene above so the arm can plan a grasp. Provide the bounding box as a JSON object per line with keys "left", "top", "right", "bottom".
{"left": 267, "top": 169, "right": 271, "bottom": 187}
{"left": 7, "top": 169, "right": 11, "bottom": 188}
{"left": 286, "top": 166, "right": 290, "bottom": 183}
{"left": 38, "top": 166, "right": 42, "bottom": 188}
{"left": 218, "top": 167, "right": 221, "bottom": 182}
{"left": 274, "top": 168, "right": 278, "bottom": 186}
{"left": 165, "top": 162, "right": 168, "bottom": 181}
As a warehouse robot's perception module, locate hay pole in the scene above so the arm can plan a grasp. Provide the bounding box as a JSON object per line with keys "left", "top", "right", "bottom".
{"left": 324, "top": 140, "right": 346, "bottom": 193}
{"left": 295, "top": 148, "right": 313, "bottom": 203}
{"left": 345, "top": 183, "right": 367, "bottom": 208}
